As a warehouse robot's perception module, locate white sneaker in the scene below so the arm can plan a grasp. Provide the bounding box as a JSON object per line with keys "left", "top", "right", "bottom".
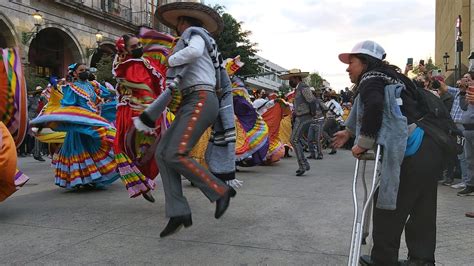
{"left": 451, "top": 182, "right": 466, "bottom": 189}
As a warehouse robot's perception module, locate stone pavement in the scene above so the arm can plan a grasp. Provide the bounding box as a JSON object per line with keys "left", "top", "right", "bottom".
{"left": 1, "top": 150, "right": 473, "bottom": 265}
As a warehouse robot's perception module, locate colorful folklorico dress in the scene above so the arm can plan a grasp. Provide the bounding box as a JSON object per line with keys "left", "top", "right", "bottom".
{"left": 254, "top": 95, "right": 291, "bottom": 164}
{"left": 232, "top": 78, "right": 269, "bottom": 167}
{"left": 278, "top": 90, "right": 295, "bottom": 152}
{"left": 31, "top": 80, "right": 119, "bottom": 188}
{"left": 35, "top": 85, "right": 67, "bottom": 144}
{"left": 0, "top": 47, "right": 29, "bottom": 201}
{"left": 112, "top": 29, "right": 174, "bottom": 197}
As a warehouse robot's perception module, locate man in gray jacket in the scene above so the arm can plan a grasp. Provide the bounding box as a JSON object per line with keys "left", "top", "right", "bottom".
{"left": 280, "top": 69, "right": 315, "bottom": 176}
{"left": 135, "top": 2, "right": 236, "bottom": 238}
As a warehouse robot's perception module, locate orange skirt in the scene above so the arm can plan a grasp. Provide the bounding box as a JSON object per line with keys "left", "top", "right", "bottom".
{"left": 0, "top": 122, "right": 18, "bottom": 202}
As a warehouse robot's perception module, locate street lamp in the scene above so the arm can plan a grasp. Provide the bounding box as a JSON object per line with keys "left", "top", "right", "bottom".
{"left": 87, "top": 30, "right": 104, "bottom": 57}
{"left": 21, "top": 10, "right": 43, "bottom": 45}
{"left": 32, "top": 10, "right": 43, "bottom": 27}
{"left": 95, "top": 30, "right": 103, "bottom": 45}
{"left": 443, "top": 52, "right": 453, "bottom": 72}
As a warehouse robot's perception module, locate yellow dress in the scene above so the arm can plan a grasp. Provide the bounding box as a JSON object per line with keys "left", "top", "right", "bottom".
{"left": 35, "top": 86, "right": 66, "bottom": 143}
{"left": 189, "top": 127, "right": 211, "bottom": 169}
{"left": 279, "top": 115, "right": 292, "bottom": 149}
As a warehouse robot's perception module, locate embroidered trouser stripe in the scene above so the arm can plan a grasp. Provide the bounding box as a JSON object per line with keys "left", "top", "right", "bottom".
{"left": 155, "top": 90, "right": 228, "bottom": 217}
{"left": 290, "top": 115, "right": 312, "bottom": 168}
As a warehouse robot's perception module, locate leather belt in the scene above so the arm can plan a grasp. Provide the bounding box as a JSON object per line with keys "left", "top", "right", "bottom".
{"left": 181, "top": 85, "right": 215, "bottom": 97}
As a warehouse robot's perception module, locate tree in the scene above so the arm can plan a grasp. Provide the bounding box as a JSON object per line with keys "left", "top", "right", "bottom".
{"left": 212, "top": 5, "right": 260, "bottom": 77}
{"left": 95, "top": 55, "right": 115, "bottom": 86}
{"left": 308, "top": 72, "right": 323, "bottom": 88}
{"left": 412, "top": 57, "right": 441, "bottom": 75}
{"left": 278, "top": 84, "right": 291, "bottom": 95}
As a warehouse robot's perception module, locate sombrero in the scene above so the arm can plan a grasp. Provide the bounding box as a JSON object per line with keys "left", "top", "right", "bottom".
{"left": 156, "top": 2, "right": 224, "bottom": 36}
{"left": 279, "top": 69, "right": 309, "bottom": 80}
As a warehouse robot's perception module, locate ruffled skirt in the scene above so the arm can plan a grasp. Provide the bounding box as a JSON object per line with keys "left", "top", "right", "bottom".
{"left": 31, "top": 106, "right": 119, "bottom": 188}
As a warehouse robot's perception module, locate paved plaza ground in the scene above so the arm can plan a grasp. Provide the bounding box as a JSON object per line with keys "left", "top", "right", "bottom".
{"left": 1, "top": 150, "right": 473, "bottom": 265}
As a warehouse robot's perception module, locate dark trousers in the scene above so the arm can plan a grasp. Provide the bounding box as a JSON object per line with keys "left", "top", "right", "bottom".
{"left": 155, "top": 90, "right": 228, "bottom": 217}
{"left": 371, "top": 135, "right": 443, "bottom": 265}
{"left": 290, "top": 115, "right": 312, "bottom": 169}
{"left": 18, "top": 134, "right": 34, "bottom": 155}
{"left": 323, "top": 118, "right": 340, "bottom": 151}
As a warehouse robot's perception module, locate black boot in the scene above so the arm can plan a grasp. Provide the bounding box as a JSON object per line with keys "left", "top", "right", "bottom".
{"left": 34, "top": 156, "right": 45, "bottom": 162}
{"left": 296, "top": 164, "right": 308, "bottom": 176}
{"left": 399, "top": 258, "right": 435, "bottom": 266}
{"left": 142, "top": 191, "right": 155, "bottom": 203}
{"left": 296, "top": 169, "right": 305, "bottom": 176}
{"left": 215, "top": 187, "right": 236, "bottom": 219}
{"left": 316, "top": 153, "right": 323, "bottom": 160}
{"left": 284, "top": 146, "right": 292, "bottom": 158}
{"left": 160, "top": 214, "right": 193, "bottom": 238}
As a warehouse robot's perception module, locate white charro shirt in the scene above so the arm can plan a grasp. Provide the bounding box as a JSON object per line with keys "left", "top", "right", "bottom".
{"left": 167, "top": 34, "right": 216, "bottom": 89}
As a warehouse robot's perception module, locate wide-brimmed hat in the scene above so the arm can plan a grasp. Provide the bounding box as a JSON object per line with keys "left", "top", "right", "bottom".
{"left": 338, "top": 40, "right": 386, "bottom": 64}
{"left": 279, "top": 69, "right": 310, "bottom": 80}
{"left": 156, "top": 2, "right": 224, "bottom": 36}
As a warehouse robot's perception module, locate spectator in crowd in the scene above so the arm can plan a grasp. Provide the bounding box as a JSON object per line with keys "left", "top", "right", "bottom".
{"left": 456, "top": 78, "right": 474, "bottom": 196}
{"left": 435, "top": 78, "right": 457, "bottom": 186}
{"left": 324, "top": 91, "right": 343, "bottom": 155}
{"left": 341, "top": 87, "right": 354, "bottom": 103}
{"left": 334, "top": 40, "right": 444, "bottom": 265}
{"left": 444, "top": 72, "right": 472, "bottom": 189}
{"left": 19, "top": 86, "right": 45, "bottom": 161}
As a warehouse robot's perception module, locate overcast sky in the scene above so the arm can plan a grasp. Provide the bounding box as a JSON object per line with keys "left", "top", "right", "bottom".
{"left": 204, "top": 0, "right": 435, "bottom": 90}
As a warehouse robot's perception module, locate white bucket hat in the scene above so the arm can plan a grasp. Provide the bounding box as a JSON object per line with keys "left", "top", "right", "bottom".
{"left": 338, "top": 40, "right": 386, "bottom": 64}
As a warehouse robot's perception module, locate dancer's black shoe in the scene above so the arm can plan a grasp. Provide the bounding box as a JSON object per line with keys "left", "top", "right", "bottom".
{"left": 296, "top": 169, "right": 306, "bottom": 176}
{"left": 215, "top": 187, "right": 236, "bottom": 219}
{"left": 142, "top": 191, "right": 155, "bottom": 203}
{"left": 160, "top": 214, "right": 192, "bottom": 238}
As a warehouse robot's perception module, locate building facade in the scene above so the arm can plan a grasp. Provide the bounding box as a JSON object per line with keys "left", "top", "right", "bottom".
{"left": 435, "top": 0, "right": 473, "bottom": 82}
{"left": 244, "top": 55, "right": 288, "bottom": 92}
{"left": 0, "top": 0, "right": 197, "bottom": 83}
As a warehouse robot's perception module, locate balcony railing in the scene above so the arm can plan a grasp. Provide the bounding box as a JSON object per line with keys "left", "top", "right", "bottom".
{"left": 60, "top": 0, "right": 152, "bottom": 26}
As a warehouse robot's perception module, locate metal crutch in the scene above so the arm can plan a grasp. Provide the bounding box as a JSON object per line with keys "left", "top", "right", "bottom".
{"left": 348, "top": 145, "right": 382, "bottom": 266}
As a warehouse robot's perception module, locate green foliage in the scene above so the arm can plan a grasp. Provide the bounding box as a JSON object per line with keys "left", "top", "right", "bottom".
{"left": 309, "top": 72, "right": 323, "bottom": 88}
{"left": 95, "top": 55, "right": 115, "bottom": 86}
{"left": 278, "top": 84, "right": 291, "bottom": 95}
{"left": 212, "top": 5, "right": 261, "bottom": 77}
{"left": 412, "top": 57, "right": 441, "bottom": 75}
{"left": 24, "top": 67, "right": 49, "bottom": 92}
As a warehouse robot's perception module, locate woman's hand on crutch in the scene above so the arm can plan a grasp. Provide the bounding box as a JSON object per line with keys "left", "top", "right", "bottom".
{"left": 351, "top": 145, "right": 368, "bottom": 159}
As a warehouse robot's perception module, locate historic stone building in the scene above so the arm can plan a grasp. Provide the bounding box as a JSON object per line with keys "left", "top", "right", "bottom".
{"left": 0, "top": 0, "right": 194, "bottom": 80}
{"left": 0, "top": 0, "right": 286, "bottom": 93}
{"left": 435, "top": 0, "right": 473, "bottom": 81}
